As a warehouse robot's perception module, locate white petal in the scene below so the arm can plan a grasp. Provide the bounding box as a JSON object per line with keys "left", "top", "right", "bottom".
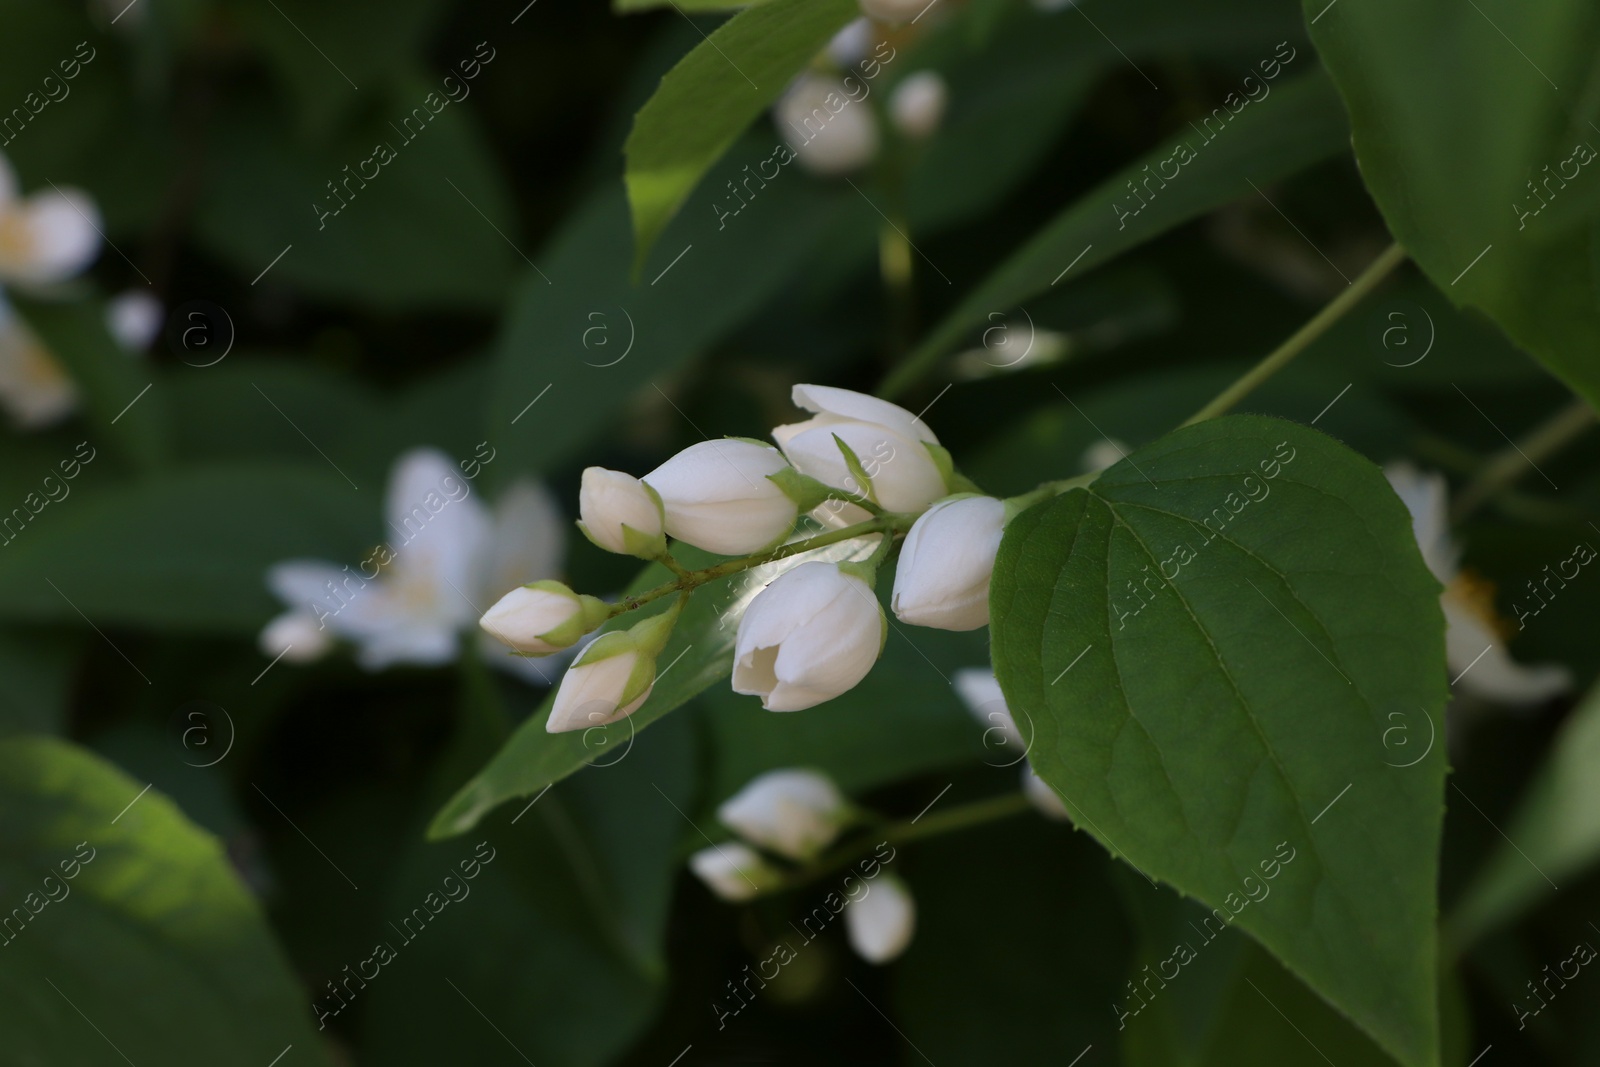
{"left": 790, "top": 383, "right": 938, "bottom": 444}
{"left": 353, "top": 624, "right": 460, "bottom": 671}
{"left": 717, "top": 769, "right": 849, "bottom": 860}
{"left": 384, "top": 448, "right": 493, "bottom": 622}
{"left": 688, "top": 842, "right": 779, "bottom": 902}
{"left": 0, "top": 189, "right": 101, "bottom": 284}
{"left": 1384, "top": 461, "right": 1457, "bottom": 583}
{"left": 259, "top": 612, "right": 333, "bottom": 665}
{"left": 1444, "top": 596, "right": 1570, "bottom": 706}
{"left": 548, "top": 650, "right": 650, "bottom": 732}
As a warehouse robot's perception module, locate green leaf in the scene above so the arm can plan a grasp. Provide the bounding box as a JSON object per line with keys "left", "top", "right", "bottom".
{"left": 1304, "top": 0, "right": 1600, "bottom": 410}
{"left": 195, "top": 77, "right": 516, "bottom": 309}
{"left": 623, "top": 0, "right": 858, "bottom": 267}
{"left": 0, "top": 737, "right": 333, "bottom": 1065}
{"left": 12, "top": 296, "right": 170, "bottom": 473}
{"left": 364, "top": 688, "right": 697, "bottom": 1066}
{"left": 0, "top": 628, "right": 81, "bottom": 737}
{"left": 0, "top": 464, "right": 370, "bottom": 632}
{"left": 892, "top": 812, "right": 1136, "bottom": 1064}
{"left": 1118, "top": 879, "right": 1472, "bottom": 1066}
{"left": 485, "top": 170, "right": 849, "bottom": 483}
{"left": 1450, "top": 676, "right": 1600, "bottom": 947}
{"left": 990, "top": 415, "right": 1448, "bottom": 1067}
{"left": 429, "top": 538, "right": 874, "bottom": 839}
{"left": 879, "top": 68, "right": 1350, "bottom": 398}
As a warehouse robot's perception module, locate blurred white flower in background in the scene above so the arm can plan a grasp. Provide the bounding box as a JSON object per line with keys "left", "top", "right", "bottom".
{"left": 888, "top": 71, "right": 949, "bottom": 140}
{"left": 776, "top": 74, "right": 880, "bottom": 176}
{"left": 1081, "top": 437, "right": 1132, "bottom": 475}
{"left": 827, "top": 17, "right": 876, "bottom": 67}
{"left": 845, "top": 873, "right": 916, "bottom": 963}
{"left": 717, "top": 768, "right": 853, "bottom": 860}
{"left": 0, "top": 294, "right": 76, "bottom": 429}
{"left": 0, "top": 151, "right": 101, "bottom": 429}
{"left": 261, "top": 448, "right": 567, "bottom": 680}
{"left": 953, "top": 667, "right": 1071, "bottom": 820}
{"left": 105, "top": 289, "right": 162, "bottom": 353}
{"left": 1385, "top": 461, "right": 1571, "bottom": 706}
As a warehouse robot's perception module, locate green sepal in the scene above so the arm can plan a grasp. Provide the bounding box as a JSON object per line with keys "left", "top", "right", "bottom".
{"left": 923, "top": 441, "right": 960, "bottom": 493}
{"left": 766, "top": 466, "right": 835, "bottom": 512}
{"left": 832, "top": 434, "right": 878, "bottom": 504}
{"left": 512, "top": 582, "right": 613, "bottom": 652}
{"left": 627, "top": 600, "right": 682, "bottom": 658}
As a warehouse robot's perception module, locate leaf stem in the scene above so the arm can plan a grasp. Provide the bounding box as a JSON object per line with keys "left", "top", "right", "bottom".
{"left": 1451, "top": 397, "right": 1596, "bottom": 522}
{"left": 1181, "top": 242, "right": 1409, "bottom": 427}
{"left": 778, "top": 791, "right": 1035, "bottom": 890}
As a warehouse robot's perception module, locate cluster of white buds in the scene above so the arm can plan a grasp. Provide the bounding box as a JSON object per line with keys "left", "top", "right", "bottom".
{"left": 480, "top": 384, "right": 1034, "bottom": 733}
{"left": 689, "top": 769, "right": 916, "bottom": 963}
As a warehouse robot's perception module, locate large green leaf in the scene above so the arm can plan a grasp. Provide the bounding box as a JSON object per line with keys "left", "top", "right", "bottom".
{"left": 1304, "top": 0, "right": 1600, "bottom": 409}
{"left": 623, "top": 0, "right": 858, "bottom": 266}
{"left": 0, "top": 464, "right": 370, "bottom": 631}
{"left": 879, "top": 69, "right": 1349, "bottom": 397}
{"left": 430, "top": 538, "right": 875, "bottom": 838}
{"left": 1450, "top": 677, "right": 1600, "bottom": 946}
{"left": 0, "top": 738, "right": 333, "bottom": 1065}
{"left": 990, "top": 415, "right": 1448, "bottom": 1067}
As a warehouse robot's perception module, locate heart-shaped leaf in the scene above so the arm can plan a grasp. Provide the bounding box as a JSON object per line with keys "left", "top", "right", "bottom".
{"left": 990, "top": 415, "right": 1447, "bottom": 1067}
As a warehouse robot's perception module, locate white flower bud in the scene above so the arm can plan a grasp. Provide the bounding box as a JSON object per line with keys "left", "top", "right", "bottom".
{"left": 827, "top": 17, "right": 875, "bottom": 66}
{"left": 479, "top": 580, "right": 609, "bottom": 656}
{"left": 858, "top": 0, "right": 927, "bottom": 23}
{"left": 106, "top": 290, "right": 162, "bottom": 353}
{"left": 689, "top": 842, "right": 784, "bottom": 902}
{"left": 771, "top": 384, "right": 949, "bottom": 520}
{"left": 546, "top": 614, "right": 667, "bottom": 733}
{"left": 776, "top": 74, "right": 880, "bottom": 176}
{"left": 889, "top": 72, "right": 948, "bottom": 140}
{"left": 1023, "top": 766, "right": 1071, "bottom": 821}
{"left": 891, "top": 496, "right": 1005, "bottom": 631}
{"left": 577, "top": 467, "right": 665, "bottom": 558}
{"left": 717, "top": 769, "right": 852, "bottom": 860}
{"left": 643, "top": 439, "right": 799, "bottom": 555}
{"left": 846, "top": 874, "right": 915, "bottom": 963}
{"left": 259, "top": 612, "right": 332, "bottom": 665}
{"left": 734, "top": 562, "right": 886, "bottom": 711}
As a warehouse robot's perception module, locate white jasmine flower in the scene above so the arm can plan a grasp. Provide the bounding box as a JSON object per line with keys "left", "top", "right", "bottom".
{"left": 717, "top": 769, "right": 852, "bottom": 860}
{"left": 0, "top": 294, "right": 75, "bottom": 429}
{"left": 545, "top": 607, "right": 677, "bottom": 733}
{"left": 891, "top": 495, "right": 1005, "bottom": 630}
{"left": 577, "top": 466, "right": 665, "bottom": 558}
{"left": 888, "top": 72, "right": 949, "bottom": 140}
{"left": 772, "top": 384, "right": 949, "bottom": 522}
{"left": 733, "top": 561, "right": 886, "bottom": 711}
{"left": 643, "top": 439, "right": 799, "bottom": 555}
{"left": 776, "top": 74, "right": 880, "bottom": 177}
{"left": 689, "top": 841, "right": 784, "bottom": 902}
{"left": 846, "top": 874, "right": 915, "bottom": 963}
{"left": 0, "top": 154, "right": 100, "bottom": 287}
{"left": 263, "top": 449, "right": 566, "bottom": 677}
{"left": 1385, "top": 462, "right": 1571, "bottom": 706}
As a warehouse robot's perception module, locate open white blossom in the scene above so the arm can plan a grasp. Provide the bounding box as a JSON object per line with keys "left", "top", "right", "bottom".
{"left": 1386, "top": 462, "right": 1571, "bottom": 705}
{"left": 264, "top": 448, "right": 567, "bottom": 678}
